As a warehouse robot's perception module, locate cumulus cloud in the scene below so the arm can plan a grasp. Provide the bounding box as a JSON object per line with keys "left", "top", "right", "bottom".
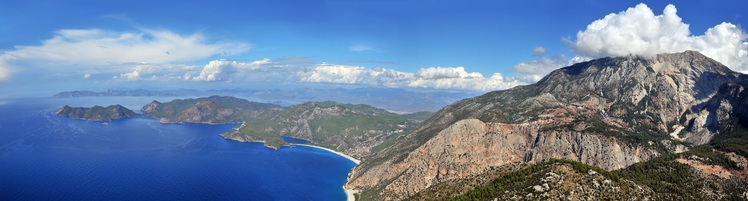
{"left": 0, "top": 28, "right": 249, "bottom": 79}
{"left": 300, "top": 64, "right": 522, "bottom": 91}
{"left": 112, "top": 57, "right": 524, "bottom": 91}
{"left": 117, "top": 63, "right": 200, "bottom": 81}
{"left": 569, "top": 3, "right": 748, "bottom": 71}
{"left": 415, "top": 67, "right": 483, "bottom": 79}
{"left": 192, "top": 59, "right": 270, "bottom": 81}
{"left": 300, "top": 64, "right": 412, "bottom": 86}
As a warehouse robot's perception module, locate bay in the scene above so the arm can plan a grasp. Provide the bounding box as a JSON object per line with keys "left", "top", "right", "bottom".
{"left": 0, "top": 97, "right": 355, "bottom": 201}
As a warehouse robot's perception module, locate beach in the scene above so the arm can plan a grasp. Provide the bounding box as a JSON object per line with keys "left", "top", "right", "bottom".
{"left": 293, "top": 144, "right": 360, "bottom": 201}
{"left": 293, "top": 144, "right": 361, "bottom": 164}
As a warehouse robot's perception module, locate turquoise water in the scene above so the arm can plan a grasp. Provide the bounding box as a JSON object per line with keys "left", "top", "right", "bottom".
{"left": 0, "top": 97, "right": 356, "bottom": 200}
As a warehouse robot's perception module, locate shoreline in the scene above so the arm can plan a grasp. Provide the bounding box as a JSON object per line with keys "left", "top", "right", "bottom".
{"left": 291, "top": 144, "right": 360, "bottom": 201}
{"left": 292, "top": 144, "right": 361, "bottom": 164}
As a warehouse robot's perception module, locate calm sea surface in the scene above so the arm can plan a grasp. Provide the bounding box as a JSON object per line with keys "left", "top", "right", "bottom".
{"left": 0, "top": 97, "right": 355, "bottom": 201}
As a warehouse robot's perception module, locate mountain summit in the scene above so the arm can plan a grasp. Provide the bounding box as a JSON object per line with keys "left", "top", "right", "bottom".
{"left": 346, "top": 51, "right": 748, "bottom": 200}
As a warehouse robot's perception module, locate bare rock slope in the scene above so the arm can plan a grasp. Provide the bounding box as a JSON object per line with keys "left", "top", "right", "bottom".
{"left": 347, "top": 51, "right": 748, "bottom": 200}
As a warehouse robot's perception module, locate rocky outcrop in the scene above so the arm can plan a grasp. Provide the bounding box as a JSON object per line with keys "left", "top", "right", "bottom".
{"left": 141, "top": 95, "right": 281, "bottom": 124}
{"left": 346, "top": 51, "right": 748, "bottom": 200}
{"left": 55, "top": 105, "right": 139, "bottom": 121}
{"left": 346, "top": 119, "right": 658, "bottom": 200}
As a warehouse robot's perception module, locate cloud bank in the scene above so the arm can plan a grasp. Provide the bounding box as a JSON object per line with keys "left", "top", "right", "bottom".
{"left": 0, "top": 28, "right": 250, "bottom": 80}
{"left": 298, "top": 64, "right": 519, "bottom": 90}
{"left": 112, "top": 58, "right": 524, "bottom": 91}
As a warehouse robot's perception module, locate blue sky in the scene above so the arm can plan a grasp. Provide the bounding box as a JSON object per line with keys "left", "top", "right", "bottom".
{"left": 1, "top": 0, "right": 747, "bottom": 97}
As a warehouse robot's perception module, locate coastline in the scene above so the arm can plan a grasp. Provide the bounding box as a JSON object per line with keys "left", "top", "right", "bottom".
{"left": 292, "top": 144, "right": 360, "bottom": 164}
{"left": 292, "top": 144, "right": 360, "bottom": 201}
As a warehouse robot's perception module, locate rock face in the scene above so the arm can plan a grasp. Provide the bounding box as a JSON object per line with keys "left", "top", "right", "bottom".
{"left": 346, "top": 51, "right": 748, "bottom": 200}
{"left": 141, "top": 95, "right": 281, "bottom": 124}
{"left": 221, "top": 101, "right": 428, "bottom": 158}
{"left": 55, "top": 105, "right": 139, "bottom": 121}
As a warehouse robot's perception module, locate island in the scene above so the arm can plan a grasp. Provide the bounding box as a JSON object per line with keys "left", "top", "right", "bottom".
{"left": 55, "top": 105, "right": 139, "bottom": 121}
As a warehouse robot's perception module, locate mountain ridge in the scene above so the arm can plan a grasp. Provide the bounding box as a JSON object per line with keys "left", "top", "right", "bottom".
{"left": 55, "top": 105, "right": 139, "bottom": 121}
{"left": 346, "top": 51, "right": 748, "bottom": 200}
{"left": 220, "top": 101, "right": 429, "bottom": 157}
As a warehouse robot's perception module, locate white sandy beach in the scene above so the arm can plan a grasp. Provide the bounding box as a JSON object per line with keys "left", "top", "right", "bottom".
{"left": 293, "top": 144, "right": 361, "bottom": 164}
{"left": 292, "top": 144, "right": 360, "bottom": 201}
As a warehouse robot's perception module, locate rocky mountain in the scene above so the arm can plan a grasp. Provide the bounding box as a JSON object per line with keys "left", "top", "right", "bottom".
{"left": 221, "top": 101, "right": 430, "bottom": 156}
{"left": 412, "top": 150, "right": 748, "bottom": 201}
{"left": 55, "top": 105, "right": 139, "bottom": 121}
{"left": 346, "top": 51, "right": 748, "bottom": 200}
{"left": 141, "top": 95, "right": 282, "bottom": 124}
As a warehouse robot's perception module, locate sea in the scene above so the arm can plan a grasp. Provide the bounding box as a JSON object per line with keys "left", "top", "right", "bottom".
{"left": 0, "top": 97, "right": 356, "bottom": 201}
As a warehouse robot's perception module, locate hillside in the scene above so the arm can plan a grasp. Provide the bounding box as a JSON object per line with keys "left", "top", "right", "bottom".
{"left": 221, "top": 101, "right": 430, "bottom": 157}
{"left": 346, "top": 51, "right": 748, "bottom": 200}
{"left": 141, "top": 95, "right": 282, "bottom": 124}
{"left": 411, "top": 146, "right": 748, "bottom": 200}
{"left": 55, "top": 105, "right": 139, "bottom": 121}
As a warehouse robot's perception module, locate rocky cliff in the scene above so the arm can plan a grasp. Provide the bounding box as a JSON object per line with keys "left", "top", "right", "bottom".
{"left": 346, "top": 51, "right": 748, "bottom": 200}
{"left": 141, "top": 95, "right": 281, "bottom": 124}
{"left": 55, "top": 105, "right": 139, "bottom": 121}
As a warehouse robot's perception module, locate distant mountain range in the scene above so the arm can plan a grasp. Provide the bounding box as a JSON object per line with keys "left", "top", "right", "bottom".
{"left": 52, "top": 87, "right": 479, "bottom": 113}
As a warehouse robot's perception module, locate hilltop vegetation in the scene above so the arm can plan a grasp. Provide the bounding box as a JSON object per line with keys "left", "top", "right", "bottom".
{"left": 141, "top": 95, "right": 281, "bottom": 124}
{"left": 221, "top": 101, "right": 431, "bottom": 157}
{"left": 55, "top": 105, "right": 139, "bottom": 121}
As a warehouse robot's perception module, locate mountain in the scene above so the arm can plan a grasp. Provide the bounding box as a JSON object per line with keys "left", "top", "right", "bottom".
{"left": 141, "top": 96, "right": 282, "bottom": 124}
{"left": 55, "top": 105, "right": 139, "bottom": 121}
{"left": 53, "top": 87, "right": 479, "bottom": 113}
{"left": 221, "top": 101, "right": 430, "bottom": 155}
{"left": 411, "top": 147, "right": 748, "bottom": 200}
{"left": 52, "top": 89, "right": 199, "bottom": 98}
{"left": 345, "top": 51, "right": 748, "bottom": 200}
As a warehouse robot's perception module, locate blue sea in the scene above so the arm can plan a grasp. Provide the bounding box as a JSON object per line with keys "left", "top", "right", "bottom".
{"left": 0, "top": 97, "right": 356, "bottom": 201}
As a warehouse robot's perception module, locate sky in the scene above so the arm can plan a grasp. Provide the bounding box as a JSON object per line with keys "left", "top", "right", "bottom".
{"left": 0, "top": 0, "right": 747, "bottom": 97}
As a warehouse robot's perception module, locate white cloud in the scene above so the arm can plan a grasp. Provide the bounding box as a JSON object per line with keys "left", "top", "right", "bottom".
{"left": 0, "top": 64, "right": 8, "bottom": 81}
{"left": 569, "top": 3, "right": 748, "bottom": 71}
{"left": 350, "top": 44, "right": 375, "bottom": 52}
{"left": 512, "top": 54, "right": 571, "bottom": 82}
{"left": 192, "top": 59, "right": 270, "bottom": 81}
{"left": 532, "top": 46, "right": 546, "bottom": 57}
{"left": 83, "top": 74, "right": 91, "bottom": 79}
{"left": 299, "top": 64, "right": 523, "bottom": 91}
{"left": 415, "top": 67, "right": 483, "bottom": 79}
{"left": 117, "top": 63, "right": 200, "bottom": 81}
{"left": 0, "top": 28, "right": 250, "bottom": 79}
{"left": 110, "top": 57, "right": 526, "bottom": 91}
{"left": 300, "top": 64, "right": 413, "bottom": 86}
